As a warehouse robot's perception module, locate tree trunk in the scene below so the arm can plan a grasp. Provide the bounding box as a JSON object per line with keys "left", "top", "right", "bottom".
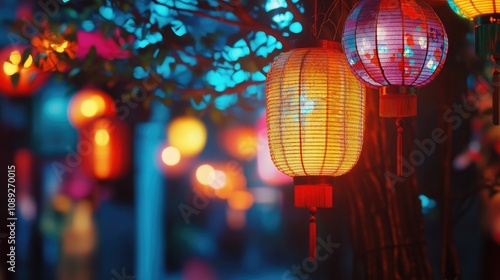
{"left": 337, "top": 89, "right": 433, "bottom": 279}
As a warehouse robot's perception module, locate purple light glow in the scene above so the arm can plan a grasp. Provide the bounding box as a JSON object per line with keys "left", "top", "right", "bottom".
{"left": 342, "top": 0, "right": 448, "bottom": 88}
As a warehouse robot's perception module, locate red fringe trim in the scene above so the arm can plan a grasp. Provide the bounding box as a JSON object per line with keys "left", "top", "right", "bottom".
{"left": 379, "top": 93, "right": 417, "bottom": 118}
{"left": 294, "top": 185, "right": 333, "bottom": 208}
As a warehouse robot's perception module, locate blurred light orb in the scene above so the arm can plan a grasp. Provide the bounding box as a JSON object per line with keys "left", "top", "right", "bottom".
{"left": 168, "top": 116, "right": 207, "bottom": 157}
{"left": 228, "top": 190, "right": 254, "bottom": 211}
{"left": 80, "top": 117, "right": 130, "bottom": 180}
{"left": 221, "top": 126, "right": 258, "bottom": 161}
{"left": 162, "top": 146, "right": 181, "bottom": 166}
{"left": 53, "top": 193, "right": 72, "bottom": 213}
{"left": 196, "top": 164, "right": 215, "bottom": 185}
{"left": 68, "top": 88, "right": 116, "bottom": 129}
{"left": 94, "top": 129, "right": 110, "bottom": 146}
{"left": 208, "top": 170, "right": 226, "bottom": 190}
{"left": 0, "top": 47, "right": 49, "bottom": 97}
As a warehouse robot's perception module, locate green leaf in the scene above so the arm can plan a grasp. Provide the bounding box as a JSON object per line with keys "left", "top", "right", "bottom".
{"left": 11, "top": 73, "right": 20, "bottom": 88}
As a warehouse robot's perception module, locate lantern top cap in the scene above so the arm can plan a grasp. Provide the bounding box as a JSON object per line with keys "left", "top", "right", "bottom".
{"left": 290, "top": 39, "right": 340, "bottom": 50}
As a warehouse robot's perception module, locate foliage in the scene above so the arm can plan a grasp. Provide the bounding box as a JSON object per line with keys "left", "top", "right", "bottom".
{"left": 5, "top": 0, "right": 309, "bottom": 121}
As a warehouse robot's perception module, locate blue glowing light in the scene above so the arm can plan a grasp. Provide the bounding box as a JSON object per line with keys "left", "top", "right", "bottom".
{"left": 265, "top": 0, "right": 287, "bottom": 12}
{"left": 215, "top": 93, "right": 238, "bottom": 110}
{"left": 82, "top": 20, "right": 95, "bottom": 31}
{"left": 419, "top": 194, "right": 437, "bottom": 214}
{"left": 99, "top": 6, "right": 114, "bottom": 20}
{"left": 289, "top": 22, "right": 302, "bottom": 33}
{"left": 171, "top": 20, "right": 187, "bottom": 36}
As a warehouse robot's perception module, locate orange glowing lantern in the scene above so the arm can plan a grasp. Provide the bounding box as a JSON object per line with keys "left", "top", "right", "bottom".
{"left": 0, "top": 46, "right": 49, "bottom": 97}
{"left": 221, "top": 126, "right": 258, "bottom": 161}
{"left": 68, "top": 88, "right": 116, "bottom": 129}
{"left": 80, "top": 117, "right": 130, "bottom": 180}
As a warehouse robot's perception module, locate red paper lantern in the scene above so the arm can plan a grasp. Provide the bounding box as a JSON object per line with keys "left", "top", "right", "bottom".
{"left": 80, "top": 117, "right": 130, "bottom": 180}
{"left": 0, "top": 46, "right": 49, "bottom": 97}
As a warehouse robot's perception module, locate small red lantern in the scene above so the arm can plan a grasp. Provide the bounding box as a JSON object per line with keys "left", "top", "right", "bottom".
{"left": 0, "top": 46, "right": 49, "bottom": 97}
{"left": 68, "top": 88, "right": 116, "bottom": 129}
{"left": 79, "top": 116, "right": 130, "bottom": 180}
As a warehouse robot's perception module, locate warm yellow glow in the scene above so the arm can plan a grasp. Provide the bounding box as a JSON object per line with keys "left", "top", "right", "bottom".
{"left": 73, "top": 201, "right": 93, "bottom": 232}
{"left": 222, "top": 127, "right": 258, "bottom": 161}
{"left": 9, "top": 51, "right": 21, "bottom": 65}
{"left": 23, "top": 55, "right": 33, "bottom": 68}
{"left": 208, "top": 170, "right": 226, "bottom": 190}
{"left": 53, "top": 194, "right": 72, "bottom": 213}
{"left": 81, "top": 99, "right": 98, "bottom": 117}
{"left": 452, "top": 0, "right": 500, "bottom": 18}
{"left": 51, "top": 40, "right": 69, "bottom": 53}
{"left": 162, "top": 146, "right": 181, "bottom": 166}
{"left": 168, "top": 116, "right": 207, "bottom": 157}
{"left": 266, "top": 44, "right": 365, "bottom": 177}
{"left": 196, "top": 164, "right": 215, "bottom": 185}
{"left": 228, "top": 191, "right": 254, "bottom": 211}
{"left": 68, "top": 89, "right": 116, "bottom": 129}
{"left": 94, "top": 129, "right": 110, "bottom": 146}
{"left": 3, "top": 62, "right": 18, "bottom": 76}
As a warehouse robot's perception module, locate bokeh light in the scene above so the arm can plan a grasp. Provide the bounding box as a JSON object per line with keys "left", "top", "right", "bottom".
{"left": 221, "top": 126, "right": 258, "bottom": 161}
{"left": 228, "top": 190, "right": 254, "bottom": 211}
{"left": 168, "top": 116, "right": 207, "bottom": 157}
{"left": 52, "top": 193, "right": 72, "bottom": 213}
{"left": 68, "top": 88, "right": 116, "bottom": 129}
{"left": 0, "top": 47, "right": 49, "bottom": 97}
{"left": 80, "top": 117, "right": 130, "bottom": 180}
{"left": 193, "top": 162, "right": 246, "bottom": 200}
{"left": 162, "top": 146, "right": 181, "bottom": 166}
{"left": 208, "top": 170, "right": 226, "bottom": 190}
{"left": 196, "top": 164, "right": 215, "bottom": 185}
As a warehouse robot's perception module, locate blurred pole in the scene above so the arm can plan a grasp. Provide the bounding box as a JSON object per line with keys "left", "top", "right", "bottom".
{"left": 134, "top": 101, "right": 168, "bottom": 280}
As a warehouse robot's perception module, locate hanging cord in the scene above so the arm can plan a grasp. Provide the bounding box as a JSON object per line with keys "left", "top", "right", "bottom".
{"left": 491, "top": 55, "right": 500, "bottom": 125}
{"left": 311, "top": 0, "right": 318, "bottom": 38}
{"left": 396, "top": 118, "right": 403, "bottom": 176}
{"left": 309, "top": 206, "right": 317, "bottom": 260}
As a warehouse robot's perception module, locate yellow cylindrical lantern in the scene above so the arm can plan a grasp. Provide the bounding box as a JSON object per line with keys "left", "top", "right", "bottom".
{"left": 266, "top": 40, "right": 365, "bottom": 259}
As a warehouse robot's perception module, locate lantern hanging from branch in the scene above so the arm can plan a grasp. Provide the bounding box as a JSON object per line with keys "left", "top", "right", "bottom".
{"left": 0, "top": 46, "right": 49, "bottom": 97}
{"left": 342, "top": 0, "right": 448, "bottom": 175}
{"left": 266, "top": 40, "right": 365, "bottom": 260}
{"left": 448, "top": 0, "right": 500, "bottom": 124}
{"left": 80, "top": 116, "right": 130, "bottom": 181}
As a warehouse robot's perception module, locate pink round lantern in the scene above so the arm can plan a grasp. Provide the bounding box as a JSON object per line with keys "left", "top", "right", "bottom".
{"left": 342, "top": 0, "right": 448, "bottom": 175}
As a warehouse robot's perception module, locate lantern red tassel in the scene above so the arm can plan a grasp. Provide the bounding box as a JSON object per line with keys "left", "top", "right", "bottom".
{"left": 309, "top": 207, "right": 317, "bottom": 260}
{"left": 293, "top": 176, "right": 334, "bottom": 259}
{"left": 379, "top": 86, "right": 417, "bottom": 118}
{"left": 396, "top": 118, "right": 403, "bottom": 177}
